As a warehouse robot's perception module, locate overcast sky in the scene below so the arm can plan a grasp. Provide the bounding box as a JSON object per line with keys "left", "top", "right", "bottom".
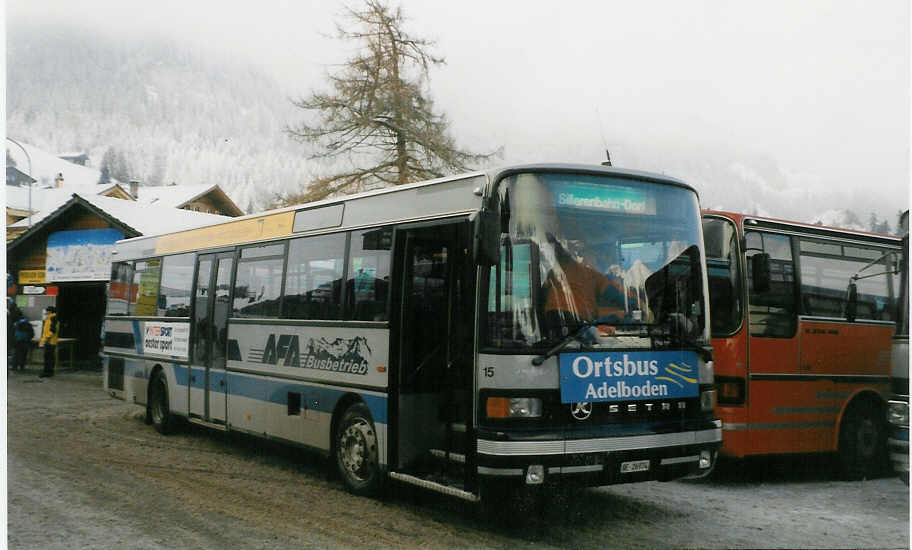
{"left": 9, "top": 0, "right": 910, "bottom": 218}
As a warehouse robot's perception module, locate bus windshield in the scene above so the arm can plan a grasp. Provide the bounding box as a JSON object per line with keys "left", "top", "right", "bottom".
{"left": 485, "top": 172, "right": 707, "bottom": 350}
{"left": 702, "top": 216, "right": 744, "bottom": 336}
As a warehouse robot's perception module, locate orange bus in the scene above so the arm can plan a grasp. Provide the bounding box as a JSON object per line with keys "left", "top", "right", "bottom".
{"left": 702, "top": 211, "right": 901, "bottom": 478}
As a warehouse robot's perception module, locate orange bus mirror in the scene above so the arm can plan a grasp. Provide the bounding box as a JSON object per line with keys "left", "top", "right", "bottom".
{"left": 845, "top": 281, "right": 858, "bottom": 322}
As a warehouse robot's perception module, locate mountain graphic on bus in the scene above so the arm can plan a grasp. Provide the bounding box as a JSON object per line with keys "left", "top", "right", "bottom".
{"left": 300, "top": 336, "right": 372, "bottom": 375}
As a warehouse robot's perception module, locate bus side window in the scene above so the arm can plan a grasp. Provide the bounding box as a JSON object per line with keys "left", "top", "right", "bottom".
{"left": 746, "top": 231, "right": 796, "bottom": 338}
{"left": 234, "top": 244, "right": 285, "bottom": 319}
{"left": 159, "top": 253, "right": 195, "bottom": 317}
{"left": 800, "top": 240, "right": 895, "bottom": 321}
{"left": 346, "top": 227, "right": 392, "bottom": 321}
{"left": 283, "top": 233, "right": 346, "bottom": 321}
{"left": 129, "top": 259, "right": 162, "bottom": 317}
{"left": 107, "top": 261, "right": 133, "bottom": 316}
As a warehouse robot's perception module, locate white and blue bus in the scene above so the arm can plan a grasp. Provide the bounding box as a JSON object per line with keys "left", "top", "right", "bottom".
{"left": 887, "top": 210, "right": 909, "bottom": 484}
{"left": 102, "top": 164, "right": 721, "bottom": 503}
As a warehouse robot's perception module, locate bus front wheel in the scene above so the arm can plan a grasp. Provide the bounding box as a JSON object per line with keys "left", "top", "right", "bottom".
{"left": 334, "top": 403, "right": 382, "bottom": 496}
{"left": 148, "top": 372, "right": 177, "bottom": 435}
{"left": 838, "top": 402, "right": 886, "bottom": 480}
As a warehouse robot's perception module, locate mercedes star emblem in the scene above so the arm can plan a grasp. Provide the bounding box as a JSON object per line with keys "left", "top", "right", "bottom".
{"left": 571, "top": 402, "right": 592, "bottom": 421}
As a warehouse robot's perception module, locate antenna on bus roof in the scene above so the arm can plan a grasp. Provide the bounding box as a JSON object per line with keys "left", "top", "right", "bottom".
{"left": 595, "top": 107, "right": 612, "bottom": 167}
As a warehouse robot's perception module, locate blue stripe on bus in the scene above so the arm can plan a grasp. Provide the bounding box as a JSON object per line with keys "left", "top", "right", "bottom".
{"left": 173, "top": 364, "right": 190, "bottom": 386}
{"left": 181, "top": 365, "right": 207, "bottom": 390}
{"left": 225, "top": 372, "right": 388, "bottom": 424}
{"left": 124, "top": 358, "right": 146, "bottom": 379}
{"left": 150, "top": 365, "right": 388, "bottom": 424}
{"left": 131, "top": 320, "right": 143, "bottom": 354}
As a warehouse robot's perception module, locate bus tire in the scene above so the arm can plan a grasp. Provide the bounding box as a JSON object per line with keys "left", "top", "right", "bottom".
{"left": 334, "top": 403, "right": 382, "bottom": 497}
{"left": 838, "top": 401, "right": 886, "bottom": 480}
{"left": 148, "top": 372, "right": 177, "bottom": 435}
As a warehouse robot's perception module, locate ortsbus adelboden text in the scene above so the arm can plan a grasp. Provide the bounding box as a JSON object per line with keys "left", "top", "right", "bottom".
{"left": 703, "top": 211, "right": 902, "bottom": 479}
{"left": 102, "top": 164, "right": 721, "bottom": 504}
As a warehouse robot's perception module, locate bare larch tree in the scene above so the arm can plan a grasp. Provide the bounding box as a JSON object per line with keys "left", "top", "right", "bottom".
{"left": 282, "top": 0, "right": 499, "bottom": 204}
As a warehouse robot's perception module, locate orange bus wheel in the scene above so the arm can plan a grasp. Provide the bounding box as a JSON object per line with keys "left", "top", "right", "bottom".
{"left": 838, "top": 402, "right": 887, "bottom": 480}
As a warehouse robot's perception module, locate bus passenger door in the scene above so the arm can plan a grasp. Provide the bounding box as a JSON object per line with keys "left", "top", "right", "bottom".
{"left": 190, "top": 252, "right": 233, "bottom": 425}
{"left": 394, "top": 223, "right": 463, "bottom": 471}
{"left": 745, "top": 231, "right": 801, "bottom": 454}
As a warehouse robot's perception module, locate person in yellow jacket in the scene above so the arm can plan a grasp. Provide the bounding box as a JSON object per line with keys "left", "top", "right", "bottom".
{"left": 40, "top": 306, "right": 59, "bottom": 378}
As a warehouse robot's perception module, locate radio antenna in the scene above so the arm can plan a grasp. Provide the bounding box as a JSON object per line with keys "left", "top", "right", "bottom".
{"left": 595, "top": 107, "right": 612, "bottom": 166}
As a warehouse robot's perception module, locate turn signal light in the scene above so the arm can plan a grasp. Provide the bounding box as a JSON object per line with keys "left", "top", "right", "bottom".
{"left": 486, "top": 397, "right": 543, "bottom": 418}
{"left": 715, "top": 376, "right": 745, "bottom": 405}
{"left": 487, "top": 397, "right": 511, "bottom": 418}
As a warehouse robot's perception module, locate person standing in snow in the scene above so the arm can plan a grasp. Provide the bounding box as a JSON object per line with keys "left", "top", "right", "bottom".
{"left": 39, "top": 306, "right": 59, "bottom": 378}
{"left": 12, "top": 314, "right": 34, "bottom": 371}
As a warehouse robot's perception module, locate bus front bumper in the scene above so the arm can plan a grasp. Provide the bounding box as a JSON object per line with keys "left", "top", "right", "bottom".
{"left": 888, "top": 399, "right": 909, "bottom": 474}
{"left": 475, "top": 420, "right": 722, "bottom": 486}
{"left": 888, "top": 430, "right": 909, "bottom": 473}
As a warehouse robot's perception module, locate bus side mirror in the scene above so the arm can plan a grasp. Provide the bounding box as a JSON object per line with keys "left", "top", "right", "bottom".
{"left": 846, "top": 281, "right": 858, "bottom": 322}
{"left": 473, "top": 208, "right": 501, "bottom": 266}
{"left": 751, "top": 253, "right": 771, "bottom": 293}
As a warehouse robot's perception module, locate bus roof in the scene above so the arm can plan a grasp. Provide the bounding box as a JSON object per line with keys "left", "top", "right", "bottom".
{"left": 704, "top": 209, "right": 902, "bottom": 246}
{"left": 114, "top": 163, "right": 698, "bottom": 260}
{"left": 487, "top": 163, "right": 697, "bottom": 194}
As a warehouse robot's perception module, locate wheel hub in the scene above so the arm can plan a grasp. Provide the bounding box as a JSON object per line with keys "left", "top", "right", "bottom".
{"left": 340, "top": 419, "right": 376, "bottom": 481}
{"left": 856, "top": 419, "right": 878, "bottom": 458}
{"left": 151, "top": 382, "right": 165, "bottom": 423}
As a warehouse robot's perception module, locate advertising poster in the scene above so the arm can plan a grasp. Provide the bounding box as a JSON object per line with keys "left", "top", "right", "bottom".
{"left": 46, "top": 229, "right": 124, "bottom": 282}
{"left": 143, "top": 322, "right": 190, "bottom": 359}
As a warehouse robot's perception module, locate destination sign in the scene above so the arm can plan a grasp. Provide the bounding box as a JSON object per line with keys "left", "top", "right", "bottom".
{"left": 559, "top": 350, "right": 699, "bottom": 403}
{"left": 554, "top": 182, "right": 656, "bottom": 215}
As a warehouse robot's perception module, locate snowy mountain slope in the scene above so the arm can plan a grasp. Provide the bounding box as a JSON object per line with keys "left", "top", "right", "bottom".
{"left": 6, "top": 23, "right": 313, "bottom": 213}
{"left": 6, "top": 22, "right": 903, "bottom": 229}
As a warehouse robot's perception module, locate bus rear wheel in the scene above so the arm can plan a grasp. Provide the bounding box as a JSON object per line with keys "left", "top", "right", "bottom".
{"left": 148, "top": 372, "right": 177, "bottom": 435}
{"left": 838, "top": 402, "right": 886, "bottom": 480}
{"left": 334, "top": 403, "right": 382, "bottom": 496}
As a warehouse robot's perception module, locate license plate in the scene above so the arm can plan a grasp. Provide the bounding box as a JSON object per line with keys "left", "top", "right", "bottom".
{"left": 620, "top": 459, "right": 650, "bottom": 473}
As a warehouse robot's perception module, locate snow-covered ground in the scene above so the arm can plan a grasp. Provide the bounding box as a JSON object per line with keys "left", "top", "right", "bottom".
{"left": 7, "top": 368, "right": 909, "bottom": 549}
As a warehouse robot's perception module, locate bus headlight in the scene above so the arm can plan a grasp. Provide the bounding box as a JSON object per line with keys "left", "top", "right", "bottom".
{"left": 486, "top": 397, "right": 543, "bottom": 418}
{"left": 700, "top": 390, "right": 716, "bottom": 412}
{"left": 699, "top": 359, "right": 714, "bottom": 384}
{"left": 887, "top": 400, "right": 909, "bottom": 427}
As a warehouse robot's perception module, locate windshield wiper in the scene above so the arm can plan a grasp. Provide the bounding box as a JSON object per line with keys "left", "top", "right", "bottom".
{"left": 531, "top": 324, "right": 594, "bottom": 366}
{"left": 530, "top": 318, "right": 647, "bottom": 366}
